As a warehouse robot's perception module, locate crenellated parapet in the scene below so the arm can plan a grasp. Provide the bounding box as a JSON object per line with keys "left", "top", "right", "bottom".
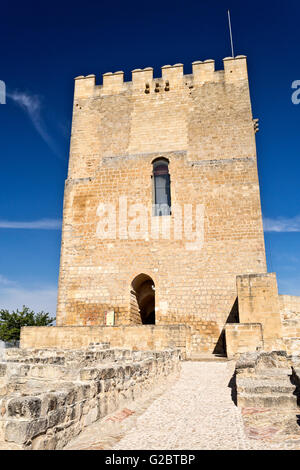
{"left": 161, "top": 63, "right": 184, "bottom": 86}
{"left": 73, "top": 55, "right": 248, "bottom": 98}
{"left": 192, "top": 59, "right": 215, "bottom": 84}
{"left": 102, "top": 71, "right": 125, "bottom": 93}
{"left": 74, "top": 74, "right": 96, "bottom": 98}
{"left": 132, "top": 67, "right": 153, "bottom": 90}
{"left": 223, "top": 55, "right": 248, "bottom": 82}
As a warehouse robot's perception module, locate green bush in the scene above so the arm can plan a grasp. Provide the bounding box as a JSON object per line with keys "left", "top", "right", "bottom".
{"left": 0, "top": 306, "right": 55, "bottom": 343}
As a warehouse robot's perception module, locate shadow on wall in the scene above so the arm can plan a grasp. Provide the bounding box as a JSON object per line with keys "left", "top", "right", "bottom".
{"left": 131, "top": 273, "right": 155, "bottom": 324}
{"left": 213, "top": 298, "right": 239, "bottom": 356}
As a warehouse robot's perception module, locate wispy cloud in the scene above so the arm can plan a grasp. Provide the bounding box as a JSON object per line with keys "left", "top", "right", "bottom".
{"left": 263, "top": 215, "right": 300, "bottom": 232}
{"left": 0, "top": 275, "right": 17, "bottom": 286}
{"left": 7, "top": 90, "right": 63, "bottom": 159}
{"left": 0, "top": 218, "right": 62, "bottom": 230}
{"left": 0, "top": 278, "right": 57, "bottom": 316}
{"left": 277, "top": 276, "right": 300, "bottom": 296}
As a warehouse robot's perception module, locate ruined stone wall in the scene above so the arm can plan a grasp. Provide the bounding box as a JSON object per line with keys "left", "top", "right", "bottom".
{"left": 279, "top": 295, "right": 300, "bottom": 355}
{"left": 57, "top": 56, "right": 267, "bottom": 354}
{"left": 280, "top": 295, "right": 300, "bottom": 329}
{"left": 0, "top": 345, "right": 181, "bottom": 450}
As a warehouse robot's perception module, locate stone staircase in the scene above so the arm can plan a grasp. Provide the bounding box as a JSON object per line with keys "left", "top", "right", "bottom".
{"left": 237, "top": 372, "right": 299, "bottom": 409}
{"left": 235, "top": 351, "right": 300, "bottom": 437}
{"left": 188, "top": 353, "right": 229, "bottom": 362}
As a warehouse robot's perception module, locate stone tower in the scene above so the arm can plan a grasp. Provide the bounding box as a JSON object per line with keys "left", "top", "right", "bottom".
{"left": 56, "top": 55, "right": 267, "bottom": 355}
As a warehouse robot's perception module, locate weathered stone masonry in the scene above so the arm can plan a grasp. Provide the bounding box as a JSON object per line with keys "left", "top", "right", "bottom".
{"left": 21, "top": 324, "right": 191, "bottom": 359}
{"left": 235, "top": 350, "right": 300, "bottom": 442}
{"left": 0, "top": 344, "right": 181, "bottom": 449}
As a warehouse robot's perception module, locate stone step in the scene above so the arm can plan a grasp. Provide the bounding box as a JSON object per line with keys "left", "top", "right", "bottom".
{"left": 237, "top": 377, "right": 296, "bottom": 395}
{"left": 238, "top": 392, "right": 299, "bottom": 409}
{"left": 248, "top": 368, "right": 292, "bottom": 378}
{"left": 188, "top": 353, "right": 229, "bottom": 362}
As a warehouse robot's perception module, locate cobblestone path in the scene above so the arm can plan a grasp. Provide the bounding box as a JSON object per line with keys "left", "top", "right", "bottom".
{"left": 67, "top": 361, "right": 300, "bottom": 450}
{"left": 112, "top": 361, "right": 255, "bottom": 450}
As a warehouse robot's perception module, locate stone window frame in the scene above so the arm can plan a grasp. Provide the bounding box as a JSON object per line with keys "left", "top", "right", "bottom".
{"left": 151, "top": 157, "right": 171, "bottom": 217}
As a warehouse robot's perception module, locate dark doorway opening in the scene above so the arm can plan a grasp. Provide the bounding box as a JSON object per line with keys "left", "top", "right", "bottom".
{"left": 131, "top": 274, "right": 155, "bottom": 324}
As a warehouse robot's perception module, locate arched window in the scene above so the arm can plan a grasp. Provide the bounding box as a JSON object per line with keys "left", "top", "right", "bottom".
{"left": 152, "top": 159, "right": 171, "bottom": 216}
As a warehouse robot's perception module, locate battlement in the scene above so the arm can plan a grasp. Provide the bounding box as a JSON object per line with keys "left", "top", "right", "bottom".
{"left": 74, "top": 55, "right": 248, "bottom": 98}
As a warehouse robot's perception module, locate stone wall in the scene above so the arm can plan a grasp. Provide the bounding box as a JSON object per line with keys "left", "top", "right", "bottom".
{"left": 0, "top": 344, "right": 181, "bottom": 450}
{"left": 56, "top": 55, "right": 267, "bottom": 354}
{"left": 20, "top": 324, "right": 191, "bottom": 359}
{"left": 237, "top": 273, "right": 283, "bottom": 350}
{"left": 279, "top": 295, "right": 300, "bottom": 320}
{"left": 223, "top": 274, "right": 300, "bottom": 357}
{"left": 280, "top": 295, "right": 300, "bottom": 336}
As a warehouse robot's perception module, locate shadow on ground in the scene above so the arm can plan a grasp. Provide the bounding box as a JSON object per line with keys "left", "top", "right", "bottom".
{"left": 228, "top": 371, "right": 237, "bottom": 406}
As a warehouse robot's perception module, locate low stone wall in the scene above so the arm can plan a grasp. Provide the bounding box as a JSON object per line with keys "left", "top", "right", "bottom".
{"left": 225, "top": 323, "right": 263, "bottom": 359}
{"left": 280, "top": 295, "right": 300, "bottom": 320}
{"left": 279, "top": 296, "right": 300, "bottom": 355}
{"left": 0, "top": 343, "right": 181, "bottom": 450}
{"left": 283, "top": 338, "right": 300, "bottom": 356}
{"left": 20, "top": 324, "right": 191, "bottom": 359}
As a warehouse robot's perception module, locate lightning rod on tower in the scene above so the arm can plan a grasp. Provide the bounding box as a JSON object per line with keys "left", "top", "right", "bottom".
{"left": 228, "top": 10, "right": 235, "bottom": 57}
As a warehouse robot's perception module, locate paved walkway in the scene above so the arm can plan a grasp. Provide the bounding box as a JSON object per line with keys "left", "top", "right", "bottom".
{"left": 112, "top": 361, "right": 252, "bottom": 450}
{"left": 67, "top": 361, "right": 273, "bottom": 450}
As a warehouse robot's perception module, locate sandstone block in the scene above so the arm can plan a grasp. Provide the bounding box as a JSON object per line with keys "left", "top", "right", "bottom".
{"left": 7, "top": 396, "right": 41, "bottom": 419}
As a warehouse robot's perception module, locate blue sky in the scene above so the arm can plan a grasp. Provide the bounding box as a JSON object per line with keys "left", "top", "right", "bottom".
{"left": 0, "top": 0, "right": 299, "bottom": 316}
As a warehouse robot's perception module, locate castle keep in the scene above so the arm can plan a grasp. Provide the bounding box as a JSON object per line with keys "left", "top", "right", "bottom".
{"left": 4, "top": 55, "right": 299, "bottom": 451}
{"left": 56, "top": 55, "right": 265, "bottom": 354}
{"left": 21, "top": 55, "right": 300, "bottom": 357}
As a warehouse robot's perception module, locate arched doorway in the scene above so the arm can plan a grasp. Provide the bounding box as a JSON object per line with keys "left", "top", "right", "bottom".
{"left": 131, "top": 274, "right": 155, "bottom": 324}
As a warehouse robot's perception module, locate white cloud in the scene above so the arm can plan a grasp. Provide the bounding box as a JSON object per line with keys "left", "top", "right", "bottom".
{"left": 263, "top": 215, "right": 300, "bottom": 232}
{"left": 0, "top": 275, "right": 16, "bottom": 286}
{"left": 7, "top": 90, "right": 62, "bottom": 158}
{"left": 0, "top": 218, "right": 62, "bottom": 230}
